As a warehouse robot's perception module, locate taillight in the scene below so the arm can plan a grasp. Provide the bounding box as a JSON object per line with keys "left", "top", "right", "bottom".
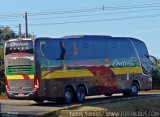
{"left": 5, "top": 77, "right": 11, "bottom": 91}
{"left": 32, "top": 75, "right": 39, "bottom": 91}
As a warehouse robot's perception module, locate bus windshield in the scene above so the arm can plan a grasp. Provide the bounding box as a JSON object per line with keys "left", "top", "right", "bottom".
{"left": 5, "top": 40, "right": 33, "bottom": 55}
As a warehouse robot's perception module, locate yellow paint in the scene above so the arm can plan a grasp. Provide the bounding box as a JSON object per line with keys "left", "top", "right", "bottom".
{"left": 111, "top": 67, "right": 142, "bottom": 74}
{"left": 7, "top": 75, "right": 34, "bottom": 80}
{"left": 41, "top": 67, "right": 142, "bottom": 79}
{"left": 42, "top": 69, "right": 94, "bottom": 79}
{"left": 7, "top": 67, "right": 142, "bottom": 80}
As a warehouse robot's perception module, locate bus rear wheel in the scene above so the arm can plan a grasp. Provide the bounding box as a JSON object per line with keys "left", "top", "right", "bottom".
{"left": 64, "top": 87, "right": 73, "bottom": 103}
{"left": 76, "top": 86, "right": 86, "bottom": 102}
{"left": 34, "top": 98, "right": 44, "bottom": 103}
{"left": 104, "top": 93, "right": 112, "bottom": 96}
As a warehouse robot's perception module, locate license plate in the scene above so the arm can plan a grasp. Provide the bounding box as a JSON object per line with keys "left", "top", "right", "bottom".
{"left": 18, "top": 93, "right": 24, "bottom": 96}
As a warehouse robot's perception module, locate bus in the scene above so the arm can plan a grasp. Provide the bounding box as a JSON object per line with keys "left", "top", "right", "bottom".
{"left": 4, "top": 35, "right": 155, "bottom": 103}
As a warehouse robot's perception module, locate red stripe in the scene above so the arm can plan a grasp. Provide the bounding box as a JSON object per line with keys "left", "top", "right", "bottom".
{"left": 20, "top": 73, "right": 30, "bottom": 80}
{"left": 10, "top": 52, "right": 29, "bottom": 55}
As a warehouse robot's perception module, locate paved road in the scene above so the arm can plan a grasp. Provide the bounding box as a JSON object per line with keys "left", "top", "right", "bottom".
{"left": 0, "top": 93, "right": 160, "bottom": 117}
{"left": 0, "top": 99, "right": 65, "bottom": 117}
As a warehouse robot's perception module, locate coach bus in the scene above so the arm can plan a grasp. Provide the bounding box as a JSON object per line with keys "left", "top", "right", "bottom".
{"left": 4, "top": 35, "right": 155, "bottom": 103}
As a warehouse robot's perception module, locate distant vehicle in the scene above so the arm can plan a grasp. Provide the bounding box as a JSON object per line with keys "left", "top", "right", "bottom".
{"left": 4, "top": 35, "right": 155, "bottom": 103}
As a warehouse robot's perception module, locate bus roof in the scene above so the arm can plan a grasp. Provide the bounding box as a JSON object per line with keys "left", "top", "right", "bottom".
{"left": 35, "top": 35, "right": 144, "bottom": 43}
{"left": 6, "top": 35, "right": 144, "bottom": 44}
{"left": 6, "top": 38, "right": 34, "bottom": 42}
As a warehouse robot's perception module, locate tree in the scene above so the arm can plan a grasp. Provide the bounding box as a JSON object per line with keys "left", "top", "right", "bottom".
{"left": 0, "top": 26, "right": 18, "bottom": 65}
{"left": 152, "top": 59, "right": 160, "bottom": 89}
{"left": 0, "top": 26, "right": 17, "bottom": 41}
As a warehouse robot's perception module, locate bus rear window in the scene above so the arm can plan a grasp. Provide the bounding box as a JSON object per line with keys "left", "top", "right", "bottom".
{"left": 5, "top": 40, "right": 33, "bottom": 55}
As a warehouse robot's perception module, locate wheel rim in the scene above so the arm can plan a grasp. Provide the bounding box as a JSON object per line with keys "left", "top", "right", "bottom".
{"left": 131, "top": 85, "right": 138, "bottom": 94}
{"left": 65, "top": 90, "right": 72, "bottom": 103}
{"left": 77, "top": 88, "right": 85, "bottom": 101}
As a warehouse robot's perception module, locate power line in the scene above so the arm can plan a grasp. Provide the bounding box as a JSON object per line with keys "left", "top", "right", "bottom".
{"left": 0, "top": 19, "right": 23, "bottom": 22}
{"left": 0, "top": 1, "right": 160, "bottom": 19}
{"left": 3, "top": 6, "right": 160, "bottom": 27}
{"left": 1, "top": 2, "right": 160, "bottom": 19}
{"left": 28, "top": 7, "right": 102, "bottom": 16}
{"left": 27, "top": 2, "right": 160, "bottom": 16}
{"left": 1, "top": 1, "right": 160, "bottom": 28}
{"left": 28, "top": 13, "right": 160, "bottom": 26}
{"left": 103, "top": 2, "right": 160, "bottom": 10}
{"left": 0, "top": 13, "right": 23, "bottom": 19}
{"left": 28, "top": 8, "right": 160, "bottom": 21}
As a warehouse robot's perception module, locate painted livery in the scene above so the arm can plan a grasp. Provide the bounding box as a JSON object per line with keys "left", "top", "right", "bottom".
{"left": 4, "top": 35, "right": 153, "bottom": 103}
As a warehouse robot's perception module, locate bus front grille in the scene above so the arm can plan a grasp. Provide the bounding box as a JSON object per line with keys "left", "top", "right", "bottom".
{"left": 7, "top": 65, "right": 34, "bottom": 74}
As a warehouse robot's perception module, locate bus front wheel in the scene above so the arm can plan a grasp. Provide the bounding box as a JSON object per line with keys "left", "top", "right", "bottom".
{"left": 123, "top": 82, "right": 139, "bottom": 96}
{"left": 130, "top": 82, "right": 139, "bottom": 96}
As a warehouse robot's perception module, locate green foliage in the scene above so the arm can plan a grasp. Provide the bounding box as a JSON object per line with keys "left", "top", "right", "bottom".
{"left": 0, "top": 67, "right": 5, "bottom": 94}
{"left": 0, "top": 79, "right": 5, "bottom": 94}
{"left": 0, "top": 26, "right": 18, "bottom": 59}
{"left": 152, "top": 59, "right": 160, "bottom": 89}
{"left": 0, "top": 26, "right": 17, "bottom": 41}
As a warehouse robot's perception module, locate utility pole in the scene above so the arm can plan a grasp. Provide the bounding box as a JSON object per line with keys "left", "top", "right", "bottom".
{"left": 25, "top": 11, "right": 28, "bottom": 38}
{"left": 18, "top": 24, "right": 21, "bottom": 38}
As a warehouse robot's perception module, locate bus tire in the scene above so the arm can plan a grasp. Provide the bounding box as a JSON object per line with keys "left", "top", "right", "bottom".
{"left": 130, "top": 82, "right": 139, "bottom": 96}
{"left": 64, "top": 87, "right": 73, "bottom": 103}
{"left": 104, "top": 93, "right": 112, "bottom": 96}
{"left": 34, "top": 98, "right": 44, "bottom": 103}
{"left": 76, "top": 86, "right": 86, "bottom": 102}
{"left": 123, "top": 92, "right": 130, "bottom": 96}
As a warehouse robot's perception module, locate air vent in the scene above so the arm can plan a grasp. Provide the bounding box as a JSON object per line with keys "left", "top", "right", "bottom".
{"left": 7, "top": 65, "right": 34, "bottom": 74}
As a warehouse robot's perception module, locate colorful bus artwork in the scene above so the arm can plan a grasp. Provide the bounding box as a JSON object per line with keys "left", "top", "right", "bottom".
{"left": 4, "top": 35, "right": 155, "bottom": 103}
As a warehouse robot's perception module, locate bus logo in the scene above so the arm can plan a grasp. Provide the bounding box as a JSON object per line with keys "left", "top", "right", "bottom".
{"left": 10, "top": 42, "right": 29, "bottom": 47}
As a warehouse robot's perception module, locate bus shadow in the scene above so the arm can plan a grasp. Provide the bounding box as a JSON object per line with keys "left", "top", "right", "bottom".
{"left": 30, "top": 93, "right": 159, "bottom": 107}
{"left": 30, "top": 95, "right": 133, "bottom": 107}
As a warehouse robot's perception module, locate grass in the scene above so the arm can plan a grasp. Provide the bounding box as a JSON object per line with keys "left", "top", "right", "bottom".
{"left": 44, "top": 96, "right": 160, "bottom": 117}
{"left": 90, "top": 96, "right": 160, "bottom": 112}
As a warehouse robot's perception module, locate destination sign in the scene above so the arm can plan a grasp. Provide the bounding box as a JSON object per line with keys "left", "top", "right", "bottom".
{"left": 9, "top": 42, "right": 29, "bottom": 47}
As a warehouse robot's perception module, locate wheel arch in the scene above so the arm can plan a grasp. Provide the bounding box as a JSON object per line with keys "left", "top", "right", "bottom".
{"left": 77, "top": 83, "right": 88, "bottom": 95}
{"left": 132, "top": 80, "right": 141, "bottom": 90}
{"left": 64, "top": 83, "right": 76, "bottom": 94}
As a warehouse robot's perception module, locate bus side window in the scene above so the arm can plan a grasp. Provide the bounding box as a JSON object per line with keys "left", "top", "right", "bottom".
{"left": 73, "top": 41, "right": 93, "bottom": 60}
{"left": 64, "top": 41, "right": 79, "bottom": 59}
{"left": 108, "top": 42, "right": 121, "bottom": 59}
{"left": 93, "top": 40, "right": 108, "bottom": 59}
{"left": 57, "top": 41, "right": 66, "bottom": 60}
{"left": 38, "top": 40, "right": 62, "bottom": 60}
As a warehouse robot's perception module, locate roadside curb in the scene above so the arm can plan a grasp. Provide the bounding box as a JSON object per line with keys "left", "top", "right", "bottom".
{"left": 140, "top": 90, "right": 160, "bottom": 93}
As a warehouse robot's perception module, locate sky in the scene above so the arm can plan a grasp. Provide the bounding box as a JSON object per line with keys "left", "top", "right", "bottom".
{"left": 0, "top": 0, "right": 160, "bottom": 58}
